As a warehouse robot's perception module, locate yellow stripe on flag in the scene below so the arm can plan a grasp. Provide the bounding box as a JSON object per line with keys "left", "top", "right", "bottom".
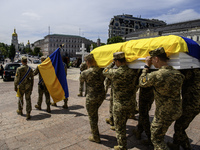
{"left": 38, "top": 57, "right": 65, "bottom": 103}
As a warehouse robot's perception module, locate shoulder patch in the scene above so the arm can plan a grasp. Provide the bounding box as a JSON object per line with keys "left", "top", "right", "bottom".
{"left": 142, "top": 77, "right": 147, "bottom": 83}
{"left": 104, "top": 69, "right": 109, "bottom": 72}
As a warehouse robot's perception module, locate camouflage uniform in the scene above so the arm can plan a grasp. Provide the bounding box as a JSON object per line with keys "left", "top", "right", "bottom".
{"left": 78, "top": 61, "right": 88, "bottom": 96}
{"left": 80, "top": 56, "right": 105, "bottom": 142}
{"left": 135, "top": 86, "right": 154, "bottom": 142}
{"left": 139, "top": 66, "right": 184, "bottom": 150}
{"left": 104, "top": 77, "right": 111, "bottom": 94}
{"left": 171, "top": 69, "right": 200, "bottom": 150}
{"left": 133, "top": 69, "right": 154, "bottom": 143}
{"left": 34, "top": 66, "right": 50, "bottom": 111}
{"left": 103, "top": 52, "right": 139, "bottom": 150}
{"left": 14, "top": 57, "right": 34, "bottom": 118}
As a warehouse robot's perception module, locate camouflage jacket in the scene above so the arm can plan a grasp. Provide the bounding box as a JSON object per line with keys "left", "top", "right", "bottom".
{"left": 80, "top": 66, "right": 105, "bottom": 98}
{"left": 103, "top": 63, "right": 139, "bottom": 106}
{"left": 139, "top": 66, "right": 185, "bottom": 118}
{"left": 14, "top": 64, "right": 34, "bottom": 91}
{"left": 33, "top": 66, "right": 46, "bottom": 87}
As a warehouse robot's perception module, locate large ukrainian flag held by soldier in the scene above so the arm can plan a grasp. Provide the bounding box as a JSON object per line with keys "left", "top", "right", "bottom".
{"left": 38, "top": 48, "right": 69, "bottom": 103}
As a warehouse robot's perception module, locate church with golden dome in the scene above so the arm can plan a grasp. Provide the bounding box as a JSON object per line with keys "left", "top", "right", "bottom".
{"left": 11, "top": 28, "right": 18, "bottom": 51}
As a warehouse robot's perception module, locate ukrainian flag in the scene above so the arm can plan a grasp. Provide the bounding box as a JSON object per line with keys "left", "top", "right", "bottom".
{"left": 91, "top": 35, "right": 200, "bottom": 67}
{"left": 38, "top": 48, "right": 69, "bottom": 103}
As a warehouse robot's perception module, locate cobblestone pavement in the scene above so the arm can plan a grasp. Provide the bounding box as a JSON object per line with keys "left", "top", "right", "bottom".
{"left": 0, "top": 64, "right": 200, "bottom": 150}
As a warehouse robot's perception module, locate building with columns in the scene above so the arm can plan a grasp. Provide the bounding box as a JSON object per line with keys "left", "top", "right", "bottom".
{"left": 11, "top": 28, "right": 18, "bottom": 51}
{"left": 33, "top": 34, "right": 94, "bottom": 57}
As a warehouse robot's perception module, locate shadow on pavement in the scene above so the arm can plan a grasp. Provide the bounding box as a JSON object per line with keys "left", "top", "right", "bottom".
{"left": 100, "top": 134, "right": 117, "bottom": 148}
{"left": 50, "top": 105, "right": 87, "bottom": 117}
{"left": 29, "top": 113, "right": 51, "bottom": 121}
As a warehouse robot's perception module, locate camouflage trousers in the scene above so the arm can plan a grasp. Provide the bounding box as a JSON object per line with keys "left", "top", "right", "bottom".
{"left": 108, "top": 89, "right": 114, "bottom": 123}
{"left": 86, "top": 95, "right": 104, "bottom": 139}
{"left": 151, "top": 113, "right": 181, "bottom": 150}
{"left": 137, "top": 87, "right": 154, "bottom": 140}
{"left": 113, "top": 104, "right": 132, "bottom": 150}
{"left": 173, "top": 106, "right": 200, "bottom": 148}
{"left": 37, "top": 85, "right": 50, "bottom": 107}
{"left": 18, "top": 88, "right": 32, "bottom": 114}
{"left": 79, "top": 81, "right": 87, "bottom": 95}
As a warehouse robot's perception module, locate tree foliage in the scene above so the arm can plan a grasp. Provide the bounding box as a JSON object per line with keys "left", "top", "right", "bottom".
{"left": 33, "top": 47, "right": 43, "bottom": 56}
{"left": 8, "top": 44, "right": 16, "bottom": 61}
{"left": 107, "top": 36, "right": 125, "bottom": 44}
{"left": 0, "top": 43, "right": 9, "bottom": 57}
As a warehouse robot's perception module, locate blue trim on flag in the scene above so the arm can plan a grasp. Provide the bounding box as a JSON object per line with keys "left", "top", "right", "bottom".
{"left": 181, "top": 36, "right": 200, "bottom": 60}
{"left": 49, "top": 48, "right": 69, "bottom": 98}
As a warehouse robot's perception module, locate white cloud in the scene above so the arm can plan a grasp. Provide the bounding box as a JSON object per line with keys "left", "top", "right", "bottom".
{"left": 0, "top": 0, "right": 200, "bottom": 45}
{"left": 22, "top": 12, "right": 41, "bottom": 20}
{"left": 156, "top": 9, "right": 200, "bottom": 24}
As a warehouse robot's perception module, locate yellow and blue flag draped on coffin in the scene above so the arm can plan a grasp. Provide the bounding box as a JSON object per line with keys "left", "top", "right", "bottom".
{"left": 91, "top": 35, "right": 192, "bottom": 68}
{"left": 38, "top": 48, "right": 69, "bottom": 103}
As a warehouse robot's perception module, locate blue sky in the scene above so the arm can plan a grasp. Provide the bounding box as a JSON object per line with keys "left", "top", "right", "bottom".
{"left": 0, "top": 0, "right": 200, "bottom": 45}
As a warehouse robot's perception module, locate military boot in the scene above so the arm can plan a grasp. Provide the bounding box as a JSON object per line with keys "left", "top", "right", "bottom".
{"left": 181, "top": 141, "right": 192, "bottom": 150}
{"left": 51, "top": 102, "right": 57, "bottom": 107}
{"left": 114, "top": 145, "right": 126, "bottom": 150}
{"left": 110, "top": 126, "right": 115, "bottom": 131}
{"left": 16, "top": 109, "right": 23, "bottom": 116}
{"left": 46, "top": 105, "right": 51, "bottom": 113}
{"left": 141, "top": 139, "right": 153, "bottom": 146}
{"left": 105, "top": 118, "right": 114, "bottom": 126}
{"left": 88, "top": 136, "right": 101, "bottom": 143}
{"left": 62, "top": 102, "right": 68, "bottom": 109}
{"left": 77, "top": 93, "right": 83, "bottom": 97}
{"left": 132, "top": 129, "right": 141, "bottom": 140}
{"left": 167, "top": 142, "right": 180, "bottom": 150}
{"left": 26, "top": 113, "right": 31, "bottom": 120}
{"left": 35, "top": 105, "right": 41, "bottom": 110}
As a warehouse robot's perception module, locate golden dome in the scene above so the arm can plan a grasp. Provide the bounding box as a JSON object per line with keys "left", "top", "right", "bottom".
{"left": 12, "top": 29, "right": 17, "bottom": 36}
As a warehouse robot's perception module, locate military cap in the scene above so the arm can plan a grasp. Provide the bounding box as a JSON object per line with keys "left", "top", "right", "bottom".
{"left": 40, "top": 56, "right": 46, "bottom": 60}
{"left": 84, "top": 54, "right": 94, "bottom": 61}
{"left": 21, "top": 56, "right": 27, "bottom": 62}
{"left": 113, "top": 52, "right": 125, "bottom": 60}
{"left": 149, "top": 47, "right": 169, "bottom": 59}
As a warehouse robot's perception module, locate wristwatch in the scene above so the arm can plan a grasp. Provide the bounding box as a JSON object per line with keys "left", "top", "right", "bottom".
{"left": 144, "top": 65, "right": 150, "bottom": 69}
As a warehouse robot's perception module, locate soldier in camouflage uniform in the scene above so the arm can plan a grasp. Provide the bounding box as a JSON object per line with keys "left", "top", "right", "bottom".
{"left": 78, "top": 61, "right": 88, "bottom": 97}
{"left": 51, "top": 57, "right": 68, "bottom": 109}
{"left": 139, "top": 47, "right": 185, "bottom": 150}
{"left": 168, "top": 68, "right": 200, "bottom": 150}
{"left": 103, "top": 52, "right": 139, "bottom": 150}
{"left": 14, "top": 56, "right": 34, "bottom": 120}
{"left": 133, "top": 69, "right": 154, "bottom": 145}
{"left": 80, "top": 54, "right": 105, "bottom": 143}
{"left": 34, "top": 56, "right": 51, "bottom": 113}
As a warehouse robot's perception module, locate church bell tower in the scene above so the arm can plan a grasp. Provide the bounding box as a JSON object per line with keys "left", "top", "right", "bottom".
{"left": 11, "top": 28, "right": 18, "bottom": 51}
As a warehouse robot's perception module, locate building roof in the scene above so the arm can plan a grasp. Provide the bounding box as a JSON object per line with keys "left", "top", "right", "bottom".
{"left": 45, "top": 34, "right": 82, "bottom": 38}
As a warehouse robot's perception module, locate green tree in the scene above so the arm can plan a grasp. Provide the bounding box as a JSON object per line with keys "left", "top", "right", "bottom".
{"left": 24, "top": 47, "right": 33, "bottom": 55}
{"left": 0, "top": 43, "right": 8, "bottom": 57}
{"left": 8, "top": 44, "right": 16, "bottom": 62}
{"left": 33, "top": 47, "right": 40, "bottom": 55}
{"left": 107, "top": 36, "right": 125, "bottom": 44}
